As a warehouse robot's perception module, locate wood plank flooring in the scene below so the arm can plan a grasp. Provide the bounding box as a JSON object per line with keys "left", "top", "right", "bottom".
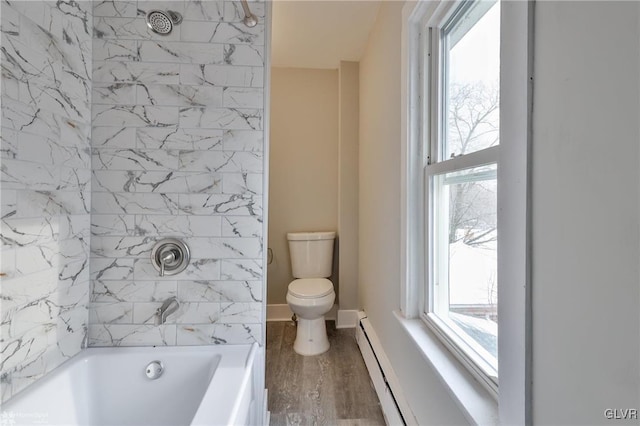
{"left": 266, "top": 321, "right": 386, "bottom": 426}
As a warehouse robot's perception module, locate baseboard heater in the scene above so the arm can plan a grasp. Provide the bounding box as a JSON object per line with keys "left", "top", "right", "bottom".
{"left": 356, "top": 313, "right": 417, "bottom": 426}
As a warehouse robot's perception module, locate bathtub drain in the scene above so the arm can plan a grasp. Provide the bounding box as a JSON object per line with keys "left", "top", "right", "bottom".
{"left": 145, "top": 360, "right": 164, "bottom": 380}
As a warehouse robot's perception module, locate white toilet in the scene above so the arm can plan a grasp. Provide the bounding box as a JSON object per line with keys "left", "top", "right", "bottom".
{"left": 286, "top": 231, "right": 336, "bottom": 356}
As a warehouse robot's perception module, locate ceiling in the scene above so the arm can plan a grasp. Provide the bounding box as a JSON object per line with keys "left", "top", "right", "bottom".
{"left": 271, "top": 1, "right": 382, "bottom": 69}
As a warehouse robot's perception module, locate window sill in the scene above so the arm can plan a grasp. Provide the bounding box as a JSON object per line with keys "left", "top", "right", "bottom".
{"left": 393, "top": 310, "right": 498, "bottom": 425}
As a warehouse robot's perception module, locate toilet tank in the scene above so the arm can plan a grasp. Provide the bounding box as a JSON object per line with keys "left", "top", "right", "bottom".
{"left": 287, "top": 232, "right": 336, "bottom": 278}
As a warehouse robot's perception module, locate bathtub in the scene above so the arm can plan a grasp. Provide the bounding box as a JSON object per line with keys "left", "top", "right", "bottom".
{"left": 1, "top": 343, "right": 264, "bottom": 426}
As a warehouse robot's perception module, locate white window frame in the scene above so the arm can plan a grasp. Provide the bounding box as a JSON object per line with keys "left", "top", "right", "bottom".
{"left": 399, "top": 0, "right": 533, "bottom": 423}
{"left": 423, "top": 0, "right": 501, "bottom": 396}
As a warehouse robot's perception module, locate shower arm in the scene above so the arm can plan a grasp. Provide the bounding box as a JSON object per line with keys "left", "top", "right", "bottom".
{"left": 240, "top": 0, "right": 258, "bottom": 28}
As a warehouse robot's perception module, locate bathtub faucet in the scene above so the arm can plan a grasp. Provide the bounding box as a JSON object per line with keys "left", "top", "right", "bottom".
{"left": 155, "top": 296, "right": 179, "bottom": 325}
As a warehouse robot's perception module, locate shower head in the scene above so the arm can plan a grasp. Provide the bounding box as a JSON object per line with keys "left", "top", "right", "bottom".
{"left": 146, "top": 10, "right": 182, "bottom": 35}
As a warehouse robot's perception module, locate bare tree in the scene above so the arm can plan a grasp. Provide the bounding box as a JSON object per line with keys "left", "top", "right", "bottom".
{"left": 447, "top": 82, "right": 499, "bottom": 248}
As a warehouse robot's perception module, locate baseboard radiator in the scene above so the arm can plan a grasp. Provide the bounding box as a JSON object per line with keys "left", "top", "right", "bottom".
{"left": 356, "top": 314, "right": 417, "bottom": 426}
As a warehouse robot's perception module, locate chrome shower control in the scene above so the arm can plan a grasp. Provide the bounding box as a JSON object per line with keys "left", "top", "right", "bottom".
{"left": 151, "top": 239, "right": 190, "bottom": 277}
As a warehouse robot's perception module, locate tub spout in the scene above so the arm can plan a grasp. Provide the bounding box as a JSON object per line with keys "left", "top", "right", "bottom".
{"left": 155, "top": 296, "right": 179, "bottom": 325}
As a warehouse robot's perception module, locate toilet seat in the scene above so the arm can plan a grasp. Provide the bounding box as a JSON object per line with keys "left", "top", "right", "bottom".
{"left": 288, "top": 278, "right": 333, "bottom": 299}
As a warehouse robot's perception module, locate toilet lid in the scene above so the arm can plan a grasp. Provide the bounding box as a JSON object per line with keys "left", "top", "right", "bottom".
{"left": 288, "top": 278, "right": 333, "bottom": 298}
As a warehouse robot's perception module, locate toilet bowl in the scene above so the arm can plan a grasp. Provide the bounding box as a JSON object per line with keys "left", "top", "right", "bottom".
{"left": 286, "top": 278, "right": 335, "bottom": 355}
{"left": 286, "top": 231, "right": 336, "bottom": 356}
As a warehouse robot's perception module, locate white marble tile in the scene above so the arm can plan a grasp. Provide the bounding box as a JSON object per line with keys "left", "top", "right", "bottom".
{"left": 92, "top": 127, "right": 137, "bottom": 148}
{"left": 89, "top": 324, "right": 177, "bottom": 346}
{"left": 131, "top": 302, "right": 162, "bottom": 324}
{"left": 89, "top": 302, "right": 134, "bottom": 324}
{"left": 136, "top": 0, "right": 186, "bottom": 15}
{"left": 91, "top": 214, "right": 136, "bottom": 236}
{"left": 176, "top": 323, "right": 260, "bottom": 345}
{"left": 183, "top": 1, "right": 225, "bottom": 22}
{"left": 219, "top": 302, "right": 261, "bottom": 323}
{"left": 180, "top": 64, "right": 263, "bottom": 88}
{"left": 222, "top": 87, "right": 264, "bottom": 108}
{"left": 93, "top": 83, "right": 137, "bottom": 105}
{"left": 2, "top": 98, "right": 63, "bottom": 140}
{"left": 17, "top": 132, "right": 89, "bottom": 169}
{"left": 1, "top": 217, "right": 58, "bottom": 248}
{"left": 93, "top": 170, "right": 222, "bottom": 194}
{"left": 136, "top": 84, "right": 223, "bottom": 107}
{"left": 1, "top": 323, "right": 56, "bottom": 374}
{"left": 91, "top": 236, "right": 155, "bottom": 258}
{"left": 212, "top": 281, "right": 261, "bottom": 303}
{"left": 93, "top": 1, "right": 138, "bottom": 18}
{"left": 17, "top": 77, "right": 91, "bottom": 122}
{"left": 90, "top": 258, "right": 135, "bottom": 281}
{"left": 93, "top": 61, "right": 180, "bottom": 84}
{"left": 14, "top": 243, "right": 57, "bottom": 276}
{"left": 175, "top": 302, "right": 220, "bottom": 324}
{"left": 177, "top": 280, "right": 221, "bottom": 302}
{"left": 15, "top": 190, "right": 62, "bottom": 218}
{"left": 222, "top": 173, "right": 262, "bottom": 194}
{"left": 92, "top": 105, "right": 179, "bottom": 127}
{"left": 92, "top": 280, "right": 177, "bottom": 303}
{"left": 220, "top": 259, "right": 262, "bottom": 280}
{"left": 1, "top": 189, "right": 17, "bottom": 219}
{"left": 92, "top": 148, "right": 179, "bottom": 171}
{"left": 223, "top": 44, "right": 264, "bottom": 67}
{"left": 178, "top": 193, "right": 261, "bottom": 216}
{"left": 136, "top": 127, "right": 224, "bottom": 150}
{"left": 1, "top": 127, "right": 18, "bottom": 160}
{"left": 1, "top": 270, "right": 58, "bottom": 317}
{"left": 179, "top": 151, "right": 261, "bottom": 173}
{"left": 58, "top": 263, "right": 91, "bottom": 301}
{"left": 221, "top": 216, "right": 262, "bottom": 238}
{"left": 138, "top": 40, "right": 224, "bottom": 64}
{"left": 222, "top": 129, "right": 263, "bottom": 152}
{"left": 135, "top": 215, "right": 222, "bottom": 237}
{"left": 186, "top": 237, "right": 262, "bottom": 259}
{"left": 180, "top": 21, "right": 264, "bottom": 45}
{"left": 91, "top": 192, "right": 179, "bottom": 215}
{"left": 93, "top": 39, "right": 139, "bottom": 62}
{"left": 179, "top": 107, "right": 262, "bottom": 130}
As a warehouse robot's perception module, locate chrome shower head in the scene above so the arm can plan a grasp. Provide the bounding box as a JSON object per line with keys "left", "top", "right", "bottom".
{"left": 146, "top": 10, "right": 182, "bottom": 35}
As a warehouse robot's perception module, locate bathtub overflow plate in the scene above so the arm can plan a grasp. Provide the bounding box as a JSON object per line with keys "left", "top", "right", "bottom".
{"left": 145, "top": 360, "right": 164, "bottom": 380}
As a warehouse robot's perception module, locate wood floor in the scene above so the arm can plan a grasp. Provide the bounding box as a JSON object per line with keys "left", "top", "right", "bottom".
{"left": 266, "top": 321, "right": 386, "bottom": 426}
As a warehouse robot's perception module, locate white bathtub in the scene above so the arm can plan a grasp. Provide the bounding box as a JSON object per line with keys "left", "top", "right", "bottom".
{"left": 1, "top": 344, "right": 264, "bottom": 426}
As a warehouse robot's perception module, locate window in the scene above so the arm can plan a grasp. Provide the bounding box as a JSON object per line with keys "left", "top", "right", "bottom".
{"left": 424, "top": 0, "right": 500, "bottom": 391}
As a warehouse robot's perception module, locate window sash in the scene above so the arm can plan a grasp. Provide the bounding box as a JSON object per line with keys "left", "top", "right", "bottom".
{"left": 422, "top": 0, "right": 500, "bottom": 395}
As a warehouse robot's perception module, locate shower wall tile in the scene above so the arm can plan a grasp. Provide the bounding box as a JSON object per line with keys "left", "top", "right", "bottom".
{"left": 180, "top": 64, "right": 264, "bottom": 88}
{"left": 89, "top": 0, "right": 265, "bottom": 349}
{"left": 0, "top": 0, "right": 92, "bottom": 403}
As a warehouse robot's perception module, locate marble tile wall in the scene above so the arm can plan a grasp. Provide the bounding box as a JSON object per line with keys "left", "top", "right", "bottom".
{"left": 0, "top": 0, "right": 93, "bottom": 403}
{"left": 89, "top": 0, "right": 266, "bottom": 347}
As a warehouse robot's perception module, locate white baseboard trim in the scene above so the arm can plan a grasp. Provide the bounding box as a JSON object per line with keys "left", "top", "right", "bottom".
{"left": 357, "top": 312, "right": 418, "bottom": 426}
{"left": 266, "top": 304, "right": 338, "bottom": 322}
{"left": 336, "top": 310, "right": 359, "bottom": 328}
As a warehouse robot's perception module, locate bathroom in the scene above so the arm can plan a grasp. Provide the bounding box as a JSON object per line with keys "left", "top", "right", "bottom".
{"left": 2, "top": 0, "right": 640, "bottom": 425}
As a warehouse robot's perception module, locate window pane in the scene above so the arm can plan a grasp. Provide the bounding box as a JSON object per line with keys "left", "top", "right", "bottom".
{"left": 442, "top": 1, "right": 500, "bottom": 159}
{"left": 433, "top": 164, "right": 497, "bottom": 363}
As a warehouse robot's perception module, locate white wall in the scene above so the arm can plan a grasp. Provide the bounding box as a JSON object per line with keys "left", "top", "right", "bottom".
{"left": 339, "top": 61, "right": 360, "bottom": 311}
{"left": 268, "top": 67, "right": 339, "bottom": 305}
{"left": 359, "top": 2, "right": 469, "bottom": 424}
{"left": 532, "top": 2, "right": 640, "bottom": 423}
